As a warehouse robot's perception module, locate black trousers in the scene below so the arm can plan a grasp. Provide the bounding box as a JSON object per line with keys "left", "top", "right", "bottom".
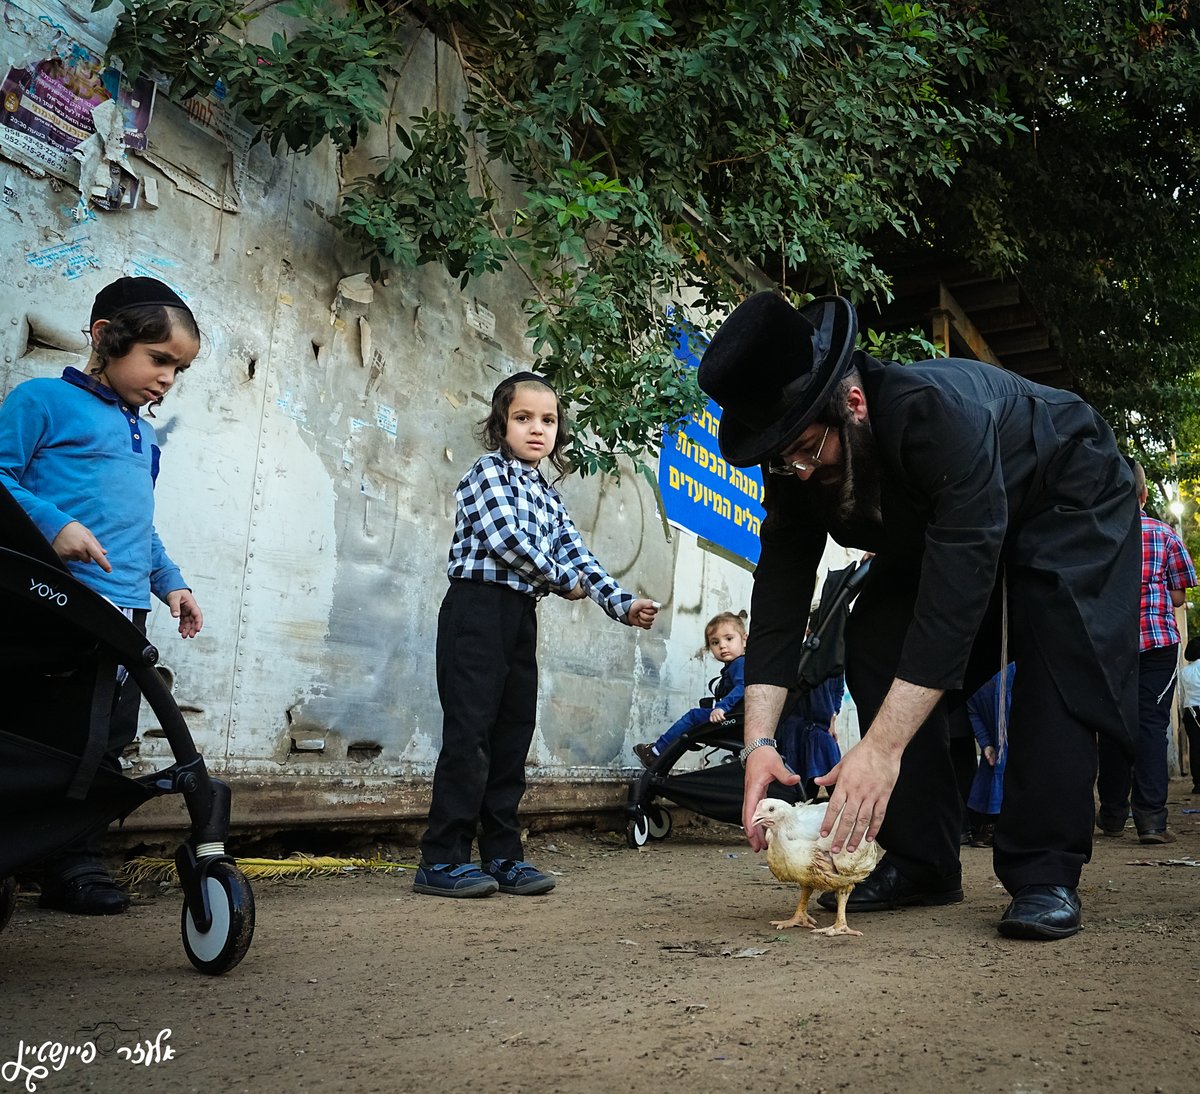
{"left": 844, "top": 572, "right": 964, "bottom": 889}
{"left": 420, "top": 581, "right": 539, "bottom": 865}
{"left": 15, "top": 610, "right": 149, "bottom": 869}
{"left": 1184, "top": 707, "right": 1200, "bottom": 791}
{"left": 846, "top": 565, "right": 1104, "bottom": 894}
{"left": 1097, "top": 643, "right": 1178, "bottom": 834}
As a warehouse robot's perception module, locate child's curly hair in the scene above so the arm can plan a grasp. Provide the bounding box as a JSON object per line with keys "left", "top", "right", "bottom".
{"left": 477, "top": 375, "right": 571, "bottom": 479}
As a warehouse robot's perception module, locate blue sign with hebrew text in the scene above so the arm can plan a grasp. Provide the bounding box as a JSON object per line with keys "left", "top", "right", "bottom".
{"left": 658, "top": 338, "right": 764, "bottom": 566}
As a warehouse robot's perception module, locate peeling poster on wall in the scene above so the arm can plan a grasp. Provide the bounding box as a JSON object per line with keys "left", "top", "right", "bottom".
{"left": 0, "top": 0, "right": 154, "bottom": 182}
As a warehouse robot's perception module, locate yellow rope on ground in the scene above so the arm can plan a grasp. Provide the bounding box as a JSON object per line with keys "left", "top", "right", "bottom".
{"left": 117, "top": 854, "right": 416, "bottom": 886}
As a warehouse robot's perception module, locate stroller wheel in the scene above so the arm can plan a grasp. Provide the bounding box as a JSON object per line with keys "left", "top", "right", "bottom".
{"left": 626, "top": 810, "right": 651, "bottom": 848}
{"left": 0, "top": 877, "right": 16, "bottom": 933}
{"left": 645, "top": 804, "right": 672, "bottom": 841}
{"left": 181, "top": 862, "right": 256, "bottom": 976}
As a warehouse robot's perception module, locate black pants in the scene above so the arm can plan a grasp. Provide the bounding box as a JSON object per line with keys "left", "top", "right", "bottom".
{"left": 24, "top": 611, "right": 148, "bottom": 869}
{"left": 1184, "top": 707, "right": 1200, "bottom": 792}
{"left": 420, "top": 581, "right": 539, "bottom": 865}
{"left": 844, "top": 572, "right": 964, "bottom": 889}
{"left": 846, "top": 565, "right": 1108, "bottom": 894}
{"left": 1097, "top": 643, "right": 1178, "bottom": 834}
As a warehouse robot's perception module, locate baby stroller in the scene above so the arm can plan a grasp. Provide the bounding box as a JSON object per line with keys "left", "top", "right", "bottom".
{"left": 0, "top": 483, "right": 255, "bottom": 974}
{"left": 624, "top": 558, "right": 870, "bottom": 848}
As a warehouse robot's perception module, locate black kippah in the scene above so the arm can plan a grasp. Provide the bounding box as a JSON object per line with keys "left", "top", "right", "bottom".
{"left": 90, "top": 276, "right": 192, "bottom": 326}
{"left": 493, "top": 371, "right": 554, "bottom": 397}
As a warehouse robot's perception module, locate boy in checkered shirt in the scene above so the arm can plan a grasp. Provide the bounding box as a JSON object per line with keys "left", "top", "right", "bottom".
{"left": 414, "top": 373, "right": 658, "bottom": 898}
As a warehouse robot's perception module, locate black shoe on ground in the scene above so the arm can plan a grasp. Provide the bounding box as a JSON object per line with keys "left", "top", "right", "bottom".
{"left": 1095, "top": 813, "right": 1127, "bottom": 837}
{"left": 38, "top": 860, "right": 129, "bottom": 916}
{"left": 969, "top": 823, "right": 995, "bottom": 848}
{"left": 997, "top": 884, "right": 1081, "bottom": 940}
{"left": 1094, "top": 806, "right": 1128, "bottom": 839}
{"left": 816, "top": 858, "right": 963, "bottom": 913}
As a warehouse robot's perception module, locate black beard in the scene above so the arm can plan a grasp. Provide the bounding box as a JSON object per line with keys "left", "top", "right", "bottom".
{"left": 839, "top": 418, "right": 882, "bottom": 526}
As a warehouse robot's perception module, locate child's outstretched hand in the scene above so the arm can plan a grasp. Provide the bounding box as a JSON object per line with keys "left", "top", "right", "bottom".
{"left": 626, "top": 599, "right": 658, "bottom": 630}
{"left": 167, "top": 588, "right": 204, "bottom": 638}
{"left": 51, "top": 520, "right": 112, "bottom": 573}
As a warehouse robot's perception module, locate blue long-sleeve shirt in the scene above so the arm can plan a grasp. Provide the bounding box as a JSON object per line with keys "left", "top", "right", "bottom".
{"left": 446, "top": 451, "right": 634, "bottom": 623}
{"left": 0, "top": 367, "right": 186, "bottom": 609}
{"left": 710, "top": 655, "right": 745, "bottom": 711}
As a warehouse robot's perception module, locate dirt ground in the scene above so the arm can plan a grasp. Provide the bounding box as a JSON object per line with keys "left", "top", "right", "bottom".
{"left": 2, "top": 781, "right": 1199, "bottom": 1094}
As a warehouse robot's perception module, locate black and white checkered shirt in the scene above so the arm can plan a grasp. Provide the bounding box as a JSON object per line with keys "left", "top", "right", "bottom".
{"left": 447, "top": 452, "right": 634, "bottom": 622}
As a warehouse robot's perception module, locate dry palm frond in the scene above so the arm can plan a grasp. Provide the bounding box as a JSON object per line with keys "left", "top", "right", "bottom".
{"left": 118, "top": 854, "right": 416, "bottom": 887}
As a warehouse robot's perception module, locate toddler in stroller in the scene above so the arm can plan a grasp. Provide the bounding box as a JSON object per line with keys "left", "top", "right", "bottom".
{"left": 632, "top": 610, "right": 746, "bottom": 768}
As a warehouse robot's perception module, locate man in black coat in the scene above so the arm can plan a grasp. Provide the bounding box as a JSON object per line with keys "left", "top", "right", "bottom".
{"left": 699, "top": 292, "right": 1139, "bottom": 940}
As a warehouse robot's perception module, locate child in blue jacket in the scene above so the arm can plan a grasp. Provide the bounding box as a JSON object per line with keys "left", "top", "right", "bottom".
{"left": 634, "top": 611, "right": 746, "bottom": 765}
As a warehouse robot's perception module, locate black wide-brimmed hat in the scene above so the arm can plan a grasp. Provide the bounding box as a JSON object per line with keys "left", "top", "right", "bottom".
{"left": 697, "top": 292, "right": 858, "bottom": 468}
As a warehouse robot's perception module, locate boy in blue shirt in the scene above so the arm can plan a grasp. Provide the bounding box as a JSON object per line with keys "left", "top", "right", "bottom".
{"left": 0, "top": 276, "right": 203, "bottom": 914}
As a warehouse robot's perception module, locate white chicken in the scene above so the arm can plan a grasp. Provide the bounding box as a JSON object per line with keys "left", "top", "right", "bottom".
{"left": 751, "top": 797, "right": 883, "bottom": 937}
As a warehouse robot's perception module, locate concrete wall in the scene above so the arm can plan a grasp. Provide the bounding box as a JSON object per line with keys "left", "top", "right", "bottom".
{"left": 0, "top": 3, "right": 857, "bottom": 833}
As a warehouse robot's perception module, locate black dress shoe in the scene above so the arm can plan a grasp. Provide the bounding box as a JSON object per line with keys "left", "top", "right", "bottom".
{"left": 969, "top": 822, "right": 996, "bottom": 848}
{"left": 997, "top": 884, "right": 1081, "bottom": 940}
{"left": 816, "top": 858, "right": 964, "bottom": 913}
{"left": 39, "top": 861, "right": 129, "bottom": 916}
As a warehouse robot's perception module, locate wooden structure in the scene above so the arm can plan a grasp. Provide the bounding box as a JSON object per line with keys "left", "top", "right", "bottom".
{"left": 861, "top": 257, "right": 1072, "bottom": 389}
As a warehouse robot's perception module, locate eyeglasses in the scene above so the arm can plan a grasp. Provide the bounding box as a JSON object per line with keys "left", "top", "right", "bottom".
{"left": 768, "top": 425, "right": 831, "bottom": 476}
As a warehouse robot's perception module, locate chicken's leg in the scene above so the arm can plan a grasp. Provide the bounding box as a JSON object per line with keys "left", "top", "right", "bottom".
{"left": 811, "top": 888, "right": 863, "bottom": 937}
{"left": 770, "top": 886, "right": 817, "bottom": 930}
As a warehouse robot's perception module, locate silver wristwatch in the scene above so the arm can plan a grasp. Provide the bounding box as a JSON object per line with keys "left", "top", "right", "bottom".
{"left": 738, "top": 738, "right": 778, "bottom": 767}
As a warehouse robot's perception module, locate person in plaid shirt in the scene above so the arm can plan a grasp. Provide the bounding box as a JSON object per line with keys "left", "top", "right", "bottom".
{"left": 1097, "top": 460, "right": 1197, "bottom": 843}
{"left": 414, "top": 372, "right": 659, "bottom": 899}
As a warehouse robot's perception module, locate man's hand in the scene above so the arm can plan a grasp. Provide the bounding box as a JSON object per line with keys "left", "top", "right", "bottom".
{"left": 708, "top": 707, "right": 727, "bottom": 723}
{"left": 813, "top": 737, "right": 902, "bottom": 853}
{"left": 740, "top": 682, "right": 793, "bottom": 850}
{"left": 983, "top": 744, "right": 996, "bottom": 766}
{"left": 50, "top": 521, "right": 112, "bottom": 573}
{"left": 813, "top": 677, "right": 942, "bottom": 853}
{"left": 166, "top": 588, "right": 204, "bottom": 638}
{"left": 626, "top": 598, "right": 658, "bottom": 630}
{"left": 742, "top": 746, "right": 801, "bottom": 852}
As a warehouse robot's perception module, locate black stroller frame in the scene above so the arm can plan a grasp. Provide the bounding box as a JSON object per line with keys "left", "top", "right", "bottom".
{"left": 0, "top": 483, "right": 254, "bottom": 974}
{"left": 624, "top": 558, "right": 870, "bottom": 848}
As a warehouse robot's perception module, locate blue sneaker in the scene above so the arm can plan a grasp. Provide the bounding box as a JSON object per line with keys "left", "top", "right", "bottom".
{"left": 413, "top": 862, "right": 499, "bottom": 898}
{"left": 484, "top": 859, "right": 556, "bottom": 895}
